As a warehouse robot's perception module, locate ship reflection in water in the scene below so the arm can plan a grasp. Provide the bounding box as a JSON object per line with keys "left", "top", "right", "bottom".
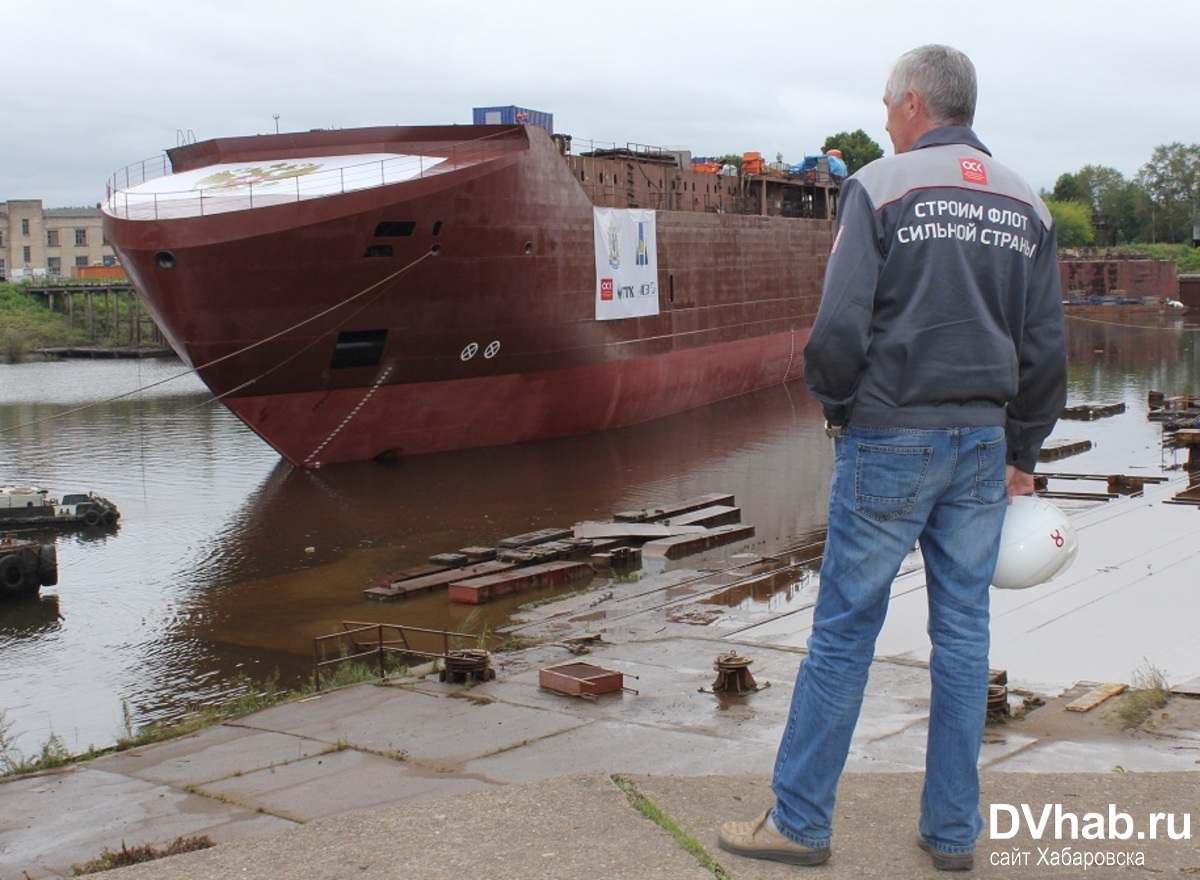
{"left": 0, "top": 358, "right": 829, "bottom": 754}
{"left": 0, "top": 315, "right": 1197, "bottom": 755}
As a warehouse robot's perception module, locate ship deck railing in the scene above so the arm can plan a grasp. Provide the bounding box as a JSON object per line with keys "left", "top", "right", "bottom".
{"left": 103, "top": 132, "right": 523, "bottom": 222}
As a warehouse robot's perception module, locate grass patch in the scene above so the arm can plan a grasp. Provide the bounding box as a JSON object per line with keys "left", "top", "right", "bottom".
{"left": 71, "top": 836, "right": 214, "bottom": 875}
{"left": 114, "top": 671, "right": 291, "bottom": 753}
{"left": 302, "top": 655, "right": 410, "bottom": 694}
{"left": 611, "top": 774, "right": 732, "bottom": 880}
{"left": 1116, "top": 662, "right": 1171, "bottom": 727}
{"left": 1, "top": 664, "right": 395, "bottom": 779}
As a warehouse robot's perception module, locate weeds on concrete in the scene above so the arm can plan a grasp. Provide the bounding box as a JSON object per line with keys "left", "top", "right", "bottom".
{"left": 1116, "top": 661, "right": 1171, "bottom": 727}
{"left": 302, "top": 655, "right": 411, "bottom": 694}
{"left": 70, "top": 835, "right": 214, "bottom": 875}
{"left": 611, "top": 570, "right": 646, "bottom": 584}
{"left": 1, "top": 666, "right": 390, "bottom": 779}
{"left": 114, "top": 672, "right": 290, "bottom": 753}
{"left": 611, "top": 774, "right": 732, "bottom": 880}
{"left": 1, "top": 710, "right": 94, "bottom": 775}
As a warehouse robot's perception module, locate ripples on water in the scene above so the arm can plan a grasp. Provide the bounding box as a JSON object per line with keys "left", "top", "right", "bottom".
{"left": 1, "top": 316, "right": 1198, "bottom": 755}
{"left": 0, "top": 357, "right": 834, "bottom": 753}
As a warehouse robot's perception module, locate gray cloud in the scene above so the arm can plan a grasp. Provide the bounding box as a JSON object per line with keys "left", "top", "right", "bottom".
{"left": 6, "top": 0, "right": 1198, "bottom": 207}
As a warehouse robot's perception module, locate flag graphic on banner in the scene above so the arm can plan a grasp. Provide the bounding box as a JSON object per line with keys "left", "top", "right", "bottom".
{"left": 594, "top": 208, "right": 659, "bottom": 321}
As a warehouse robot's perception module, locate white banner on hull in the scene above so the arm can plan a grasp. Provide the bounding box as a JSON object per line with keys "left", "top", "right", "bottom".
{"left": 593, "top": 208, "right": 660, "bottom": 321}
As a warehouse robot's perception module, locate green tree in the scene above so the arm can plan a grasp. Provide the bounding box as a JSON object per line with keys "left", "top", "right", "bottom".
{"left": 1135, "top": 142, "right": 1200, "bottom": 243}
{"left": 1044, "top": 199, "right": 1095, "bottom": 248}
{"left": 1047, "top": 165, "right": 1148, "bottom": 245}
{"left": 820, "top": 130, "right": 884, "bottom": 175}
{"left": 1051, "top": 172, "right": 1083, "bottom": 203}
{"left": 1073, "top": 165, "right": 1143, "bottom": 245}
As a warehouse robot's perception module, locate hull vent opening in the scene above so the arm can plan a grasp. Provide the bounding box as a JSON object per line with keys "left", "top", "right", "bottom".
{"left": 374, "top": 221, "right": 416, "bottom": 237}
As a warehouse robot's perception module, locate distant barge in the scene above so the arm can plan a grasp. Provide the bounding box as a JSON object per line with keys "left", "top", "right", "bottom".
{"left": 0, "top": 486, "right": 120, "bottom": 528}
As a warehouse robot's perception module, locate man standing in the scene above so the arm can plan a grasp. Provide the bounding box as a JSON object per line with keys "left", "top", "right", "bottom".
{"left": 718, "top": 45, "right": 1066, "bottom": 871}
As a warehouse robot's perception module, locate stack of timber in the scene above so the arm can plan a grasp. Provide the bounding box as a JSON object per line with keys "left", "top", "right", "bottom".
{"left": 364, "top": 493, "right": 754, "bottom": 605}
{"left": 1060, "top": 402, "right": 1125, "bottom": 421}
{"left": 1148, "top": 391, "right": 1200, "bottom": 431}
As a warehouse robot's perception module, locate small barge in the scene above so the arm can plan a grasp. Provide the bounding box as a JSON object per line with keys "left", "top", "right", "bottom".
{"left": 0, "top": 535, "right": 58, "bottom": 597}
{"left": 0, "top": 486, "right": 120, "bottom": 529}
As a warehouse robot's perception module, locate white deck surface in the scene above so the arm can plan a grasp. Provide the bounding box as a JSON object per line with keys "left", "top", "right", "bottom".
{"left": 105, "top": 152, "right": 444, "bottom": 220}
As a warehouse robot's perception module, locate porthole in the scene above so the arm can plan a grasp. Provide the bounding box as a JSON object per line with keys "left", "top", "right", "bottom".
{"left": 430, "top": 243, "right": 442, "bottom": 256}
{"left": 154, "top": 250, "right": 176, "bottom": 270}
{"left": 524, "top": 242, "right": 533, "bottom": 255}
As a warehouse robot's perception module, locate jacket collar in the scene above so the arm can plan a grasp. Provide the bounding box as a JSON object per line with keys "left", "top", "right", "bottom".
{"left": 912, "top": 125, "right": 991, "bottom": 156}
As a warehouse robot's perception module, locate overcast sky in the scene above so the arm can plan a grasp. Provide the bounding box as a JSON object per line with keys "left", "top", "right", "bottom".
{"left": 5, "top": 0, "right": 1199, "bottom": 208}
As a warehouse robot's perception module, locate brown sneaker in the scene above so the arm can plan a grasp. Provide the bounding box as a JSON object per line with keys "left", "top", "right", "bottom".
{"left": 718, "top": 810, "right": 831, "bottom": 866}
{"left": 919, "top": 838, "right": 975, "bottom": 871}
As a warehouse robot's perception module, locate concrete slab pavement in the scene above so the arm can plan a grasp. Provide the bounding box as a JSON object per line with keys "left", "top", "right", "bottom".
{"left": 0, "top": 764, "right": 292, "bottom": 878}
{"left": 633, "top": 771, "right": 1200, "bottom": 878}
{"left": 96, "top": 772, "right": 717, "bottom": 880}
{"left": 5, "top": 481, "right": 1200, "bottom": 878}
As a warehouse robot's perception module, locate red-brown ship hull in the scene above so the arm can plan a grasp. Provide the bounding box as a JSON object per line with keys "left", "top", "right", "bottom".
{"left": 225, "top": 330, "right": 809, "bottom": 464}
{"left": 103, "top": 124, "right": 834, "bottom": 467}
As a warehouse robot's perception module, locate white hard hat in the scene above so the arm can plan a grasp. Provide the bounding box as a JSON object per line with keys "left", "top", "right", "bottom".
{"left": 991, "top": 495, "right": 1078, "bottom": 590}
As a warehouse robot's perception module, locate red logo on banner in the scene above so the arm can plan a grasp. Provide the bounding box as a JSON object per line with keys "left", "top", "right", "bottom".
{"left": 600, "top": 278, "right": 614, "bottom": 301}
{"left": 960, "top": 158, "right": 988, "bottom": 185}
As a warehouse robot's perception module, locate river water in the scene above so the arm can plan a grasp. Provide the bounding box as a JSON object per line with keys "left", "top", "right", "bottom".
{"left": 1, "top": 314, "right": 1198, "bottom": 756}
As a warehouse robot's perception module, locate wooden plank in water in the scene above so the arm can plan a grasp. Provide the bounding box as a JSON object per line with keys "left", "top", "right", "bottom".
{"left": 641, "top": 524, "right": 757, "bottom": 560}
{"left": 364, "top": 560, "right": 516, "bottom": 602}
{"left": 613, "top": 493, "right": 735, "bottom": 523}
{"left": 573, "top": 521, "right": 708, "bottom": 541}
{"left": 368, "top": 563, "right": 449, "bottom": 588}
{"left": 459, "top": 546, "right": 497, "bottom": 563}
{"left": 448, "top": 560, "right": 594, "bottom": 605}
{"left": 1038, "top": 440, "right": 1093, "bottom": 462}
{"left": 591, "top": 546, "right": 641, "bottom": 569}
{"left": 669, "top": 505, "right": 742, "bottom": 528}
{"left": 1061, "top": 403, "right": 1126, "bottom": 420}
{"left": 496, "top": 527, "right": 574, "bottom": 549}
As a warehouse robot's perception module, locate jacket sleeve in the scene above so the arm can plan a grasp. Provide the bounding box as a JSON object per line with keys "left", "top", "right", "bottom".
{"left": 803, "top": 178, "right": 884, "bottom": 425}
{"left": 1005, "top": 219, "right": 1067, "bottom": 473}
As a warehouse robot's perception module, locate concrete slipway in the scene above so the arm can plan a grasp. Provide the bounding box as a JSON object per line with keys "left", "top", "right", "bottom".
{"left": 2, "top": 473, "right": 1199, "bottom": 879}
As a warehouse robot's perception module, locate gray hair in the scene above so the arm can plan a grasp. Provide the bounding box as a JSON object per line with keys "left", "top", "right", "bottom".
{"left": 885, "top": 45, "right": 977, "bottom": 127}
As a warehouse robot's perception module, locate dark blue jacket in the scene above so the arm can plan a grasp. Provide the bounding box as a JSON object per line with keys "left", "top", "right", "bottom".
{"left": 804, "top": 126, "right": 1066, "bottom": 472}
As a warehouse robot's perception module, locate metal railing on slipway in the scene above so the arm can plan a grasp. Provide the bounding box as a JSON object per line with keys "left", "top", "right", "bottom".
{"left": 311, "top": 621, "right": 479, "bottom": 691}
{"left": 104, "top": 131, "right": 525, "bottom": 221}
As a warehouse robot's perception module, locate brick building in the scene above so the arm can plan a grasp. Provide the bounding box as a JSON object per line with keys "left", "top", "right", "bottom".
{"left": 0, "top": 199, "right": 117, "bottom": 281}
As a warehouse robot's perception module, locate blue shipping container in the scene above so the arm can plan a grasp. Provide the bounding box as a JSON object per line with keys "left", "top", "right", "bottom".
{"left": 472, "top": 106, "right": 553, "bottom": 133}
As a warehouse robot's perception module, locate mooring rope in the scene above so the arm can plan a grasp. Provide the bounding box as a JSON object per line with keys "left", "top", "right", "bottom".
{"left": 1064, "top": 311, "right": 1200, "bottom": 332}
{"left": 0, "top": 250, "right": 435, "bottom": 434}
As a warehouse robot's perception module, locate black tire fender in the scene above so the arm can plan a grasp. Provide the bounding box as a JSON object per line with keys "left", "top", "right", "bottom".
{"left": 0, "top": 554, "right": 27, "bottom": 591}
{"left": 83, "top": 508, "right": 101, "bottom": 527}
{"left": 38, "top": 544, "right": 58, "bottom": 587}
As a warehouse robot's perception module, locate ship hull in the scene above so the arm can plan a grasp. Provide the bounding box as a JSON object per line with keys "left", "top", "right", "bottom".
{"left": 104, "top": 124, "right": 833, "bottom": 467}
{"left": 225, "top": 330, "right": 808, "bottom": 464}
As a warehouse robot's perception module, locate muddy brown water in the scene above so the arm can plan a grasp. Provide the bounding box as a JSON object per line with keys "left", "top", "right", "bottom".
{"left": 1, "top": 314, "right": 1197, "bottom": 755}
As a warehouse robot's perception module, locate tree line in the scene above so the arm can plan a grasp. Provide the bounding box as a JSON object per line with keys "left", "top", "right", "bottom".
{"left": 1038, "top": 143, "right": 1200, "bottom": 249}
{"left": 817, "top": 130, "right": 1199, "bottom": 252}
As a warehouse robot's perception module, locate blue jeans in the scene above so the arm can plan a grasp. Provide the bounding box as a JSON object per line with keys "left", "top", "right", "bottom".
{"left": 771, "top": 425, "right": 1007, "bottom": 855}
